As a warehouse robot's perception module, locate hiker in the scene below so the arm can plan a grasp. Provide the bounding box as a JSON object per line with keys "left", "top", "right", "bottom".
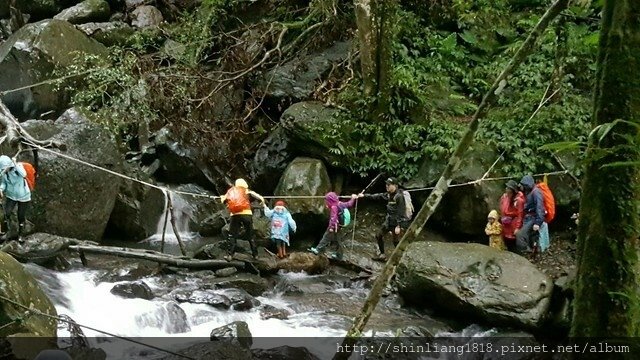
{"left": 499, "top": 179, "right": 525, "bottom": 251}
{"left": 515, "top": 175, "right": 545, "bottom": 254}
{"left": 263, "top": 200, "right": 297, "bottom": 259}
{"left": 220, "top": 178, "right": 265, "bottom": 260}
{"left": 362, "top": 177, "right": 411, "bottom": 261}
{"left": 485, "top": 210, "right": 505, "bottom": 250}
{"left": 309, "top": 192, "right": 358, "bottom": 260}
{"left": 0, "top": 155, "right": 31, "bottom": 242}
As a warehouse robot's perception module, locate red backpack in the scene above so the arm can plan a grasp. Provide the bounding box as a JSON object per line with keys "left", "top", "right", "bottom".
{"left": 536, "top": 179, "right": 555, "bottom": 224}
{"left": 225, "top": 186, "right": 250, "bottom": 214}
{"left": 20, "top": 162, "right": 36, "bottom": 191}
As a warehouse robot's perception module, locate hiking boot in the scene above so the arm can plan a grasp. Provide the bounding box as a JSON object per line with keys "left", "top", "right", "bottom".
{"left": 224, "top": 255, "right": 233, "bottom": 262}
{"left": 372, "top": 253, "right": 387, "bottom": 262}
{"left": 308, "top": 247, "right": 319, "bottom": 255}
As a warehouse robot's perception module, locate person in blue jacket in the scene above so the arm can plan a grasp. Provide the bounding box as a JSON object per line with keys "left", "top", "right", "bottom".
{"left": 264, "top": 200, "right": 297, "bottom": 259}
{"left": 515, "top": 174, "right": 545, "bottom": 254}
{"left": 0, "top": 155, "right": 31, "bottom": 242}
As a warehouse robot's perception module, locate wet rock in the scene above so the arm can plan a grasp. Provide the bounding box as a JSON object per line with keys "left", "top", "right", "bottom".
{"left": 259, "top": 304, "right": 291, "bottom": 320}
{"left": 0, "top": 233, "right": 72, "bottom": 266}
{"left": 20, "top": 109, "right": 122, "bottom": 241}
{"left": 407, "top": 144, "right": 505, "bottom": 236}
{"left": 250, "top": 102, "right": 339, "bottom": 189}
{"left": 0, "top": 20, "right": 107, "bottom": 119}
{"left": 110, "top": 281, "right": 154, "bottom": 300}
{"left": 215, "top": 267, "right": 237, "bottom": 277}
{"left": 253, "top": 346, "right": 319, "bottom": 360}
{"left": 105, "top": 163, "right": 164, "bottom": 241}
{"left": 54, "top": 0, "right": 111, "bottom": 24}
{"left": 125, "top": 0, "right": 150, "bottom": 10}
{"left": 396, "top": 242, "right": 553, "bottom": 330}
{"left": 193, "top": 241, "right": 229, "bottom": 260}
{"left": 249, "top": 129, "right": 292, "bottom": 193}
{"left": 273, "top": 157, "right": 331, "bottom": 216}
{"left": 215, "top": 274, "right": 268, "bottom": 297}
{"left": 272, "top": 278, "right": 303, "bottom": 296}
{"left": 131, "top": 5, "right": 163, "bottom": 28}
{"left": 210, "top": 321, "right": 252, "bottom": 349}
{"left": 77, "top": 21, "right": 136, "bottom": 46}
{"left": 258, "top": 252, "right": 329, "bottom": 275}
{"left": 218, "top": 288, "right": 260, "bottom": 311}
{"left": 173, "top": 290, "right": 231, "bottom": 309}
{"left": 0, "top": 251, "right": 57, "bottom": 357}
{"left": 253, "top": 41, "right": 351, "bottom": 103}
{"left": 158, "top": 340, "right": 252, "bottom": 360}
{"left": 135, "top": 302, "right": 190, "bottom": 334}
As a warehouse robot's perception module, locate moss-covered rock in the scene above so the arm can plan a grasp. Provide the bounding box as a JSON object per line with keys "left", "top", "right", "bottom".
{"left": 396, "top": 241, "right": 553, "bottom": 330}
{"left": 0, "top": 19, "right": 107, "bottom": 119}
{"left": 0, "top": 251, "right": 57, "bottom": 356}
{"left": 76, "top": 21, "right": 135, "bottom": 46}
{"left": 21, "top": 109, "right": 123, "bottom": 241}
{"left": 54, "top": 0, "right": 111, "bottom": 24}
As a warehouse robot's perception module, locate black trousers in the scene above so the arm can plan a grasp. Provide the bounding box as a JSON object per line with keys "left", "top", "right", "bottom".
{"left": 228, "top": 214, "right": 257, "bottom": 256}
{"left": 316, "top": 229, "right": 341, "bottom": 257}
{"left": 375, "top": 220, "right": 406, "bottom": 254}
{"left": 3, "top": 199, "right": 28, "bottom": 233}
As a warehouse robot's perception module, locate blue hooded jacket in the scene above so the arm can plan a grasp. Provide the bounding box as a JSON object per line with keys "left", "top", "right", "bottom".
{"left": 264, "top": 205, "right": 297, "bottom": 245}
{"left": 519, "top": 175, "right": 544, "bottom": 226}
{"left": 0, "top": 155, "right": 31, "bottom": 202}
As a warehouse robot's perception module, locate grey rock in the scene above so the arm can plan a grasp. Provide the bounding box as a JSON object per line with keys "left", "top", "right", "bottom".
{"left": 54, "top": 0, "right": 110, "bottom": 24}
{"left": 396, "top": 241, "right": 554, "bottom": 330}
{"left": 209, "top": 321, "right": 252, "bottom": 349}
{"left": 110, "top": 281, "right": 154, "bottom": 300}
{"left": 130, "top": 5, "right": 163, "bottom": 28}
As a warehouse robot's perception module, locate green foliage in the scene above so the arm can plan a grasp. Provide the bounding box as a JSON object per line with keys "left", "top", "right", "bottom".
{"left": 326, "top": 0, "right": 598, "bottom": 180}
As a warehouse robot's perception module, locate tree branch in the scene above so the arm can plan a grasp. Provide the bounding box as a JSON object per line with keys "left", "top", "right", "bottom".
{"left": 0, "top": 99, "right": 67, "bottom": 150}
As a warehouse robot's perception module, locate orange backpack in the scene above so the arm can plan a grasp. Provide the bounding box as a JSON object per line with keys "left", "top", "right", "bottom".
{"left": 20, "top": 162, "right": 36, "bottom": 191}
{"left": 225, "top": 186, "right": 250, "bottom": 214}
{"left": 536, "top": 178, "right": 555, "bottom": 223}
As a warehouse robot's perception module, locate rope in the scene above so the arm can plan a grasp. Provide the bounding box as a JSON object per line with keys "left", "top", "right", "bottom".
{"left": 0, "top": 294, "right": 196, "bottom": 360}
{"left": 0, "top": 70, "right": 98, "bottom": 97}
{"left": 405, "top": 170, "right": 569, "bottom": 193}
{"left": 22, "top": 140, "right": 219, "bottom": 200}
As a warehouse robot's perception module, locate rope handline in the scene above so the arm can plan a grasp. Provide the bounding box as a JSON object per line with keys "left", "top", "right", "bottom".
{"left": 479, "top": 85, "right": 560, "bottom": 181}
{"left": 405, "top": 170, "right": 569, "bottom": 193}
{"left": 0, "top": 294, "right": 196, "bottom": 360}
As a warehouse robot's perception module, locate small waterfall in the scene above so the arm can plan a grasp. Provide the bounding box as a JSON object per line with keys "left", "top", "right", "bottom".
{"left": 146, "top": 192, "right": 198, "bottom": 243}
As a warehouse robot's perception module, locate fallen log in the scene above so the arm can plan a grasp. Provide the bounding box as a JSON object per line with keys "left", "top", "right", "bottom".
{"left": 68, "top": 244, "right": 245, "bottom": 269}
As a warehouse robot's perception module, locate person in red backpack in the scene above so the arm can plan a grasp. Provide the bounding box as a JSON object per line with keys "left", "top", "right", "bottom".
{"left": 220, "top": 178, "right": 265, "bottom": 260}
{"left": 499, "top": 180, "right": 525, "bottom": 252}
{"left": 515, "top": 175, "right": 545, "bottom": 254}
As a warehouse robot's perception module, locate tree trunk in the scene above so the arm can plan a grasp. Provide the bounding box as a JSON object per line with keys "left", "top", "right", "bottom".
{"left": 549, "top": 17, "right": 567, "bottom": 102}
{"left": 354, "top": 0, "right": 376, "bottom": 96}
{"left": 373, "top": 0, "right": 396, "bottom": 120}
{"left": 68, "top": 244, "right": 246, "bottom": 269}
{"left": 333, "top": 1, "right": 568, "bottom": 358}
{"left": 571, "top": 0, "right": 640, "bottom": 338}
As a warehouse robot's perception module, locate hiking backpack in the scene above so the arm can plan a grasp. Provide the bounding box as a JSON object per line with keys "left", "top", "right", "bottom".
{"left": 339, "top": 208, "right": 351, "bottom": 227}
{"left": 403, "top": 190, "right": 414, "bottom": 220}
{"left": 20, "top": 162, "right": 36, "bottom": 191}
{"left": 536, "top": 180, "right": 556, "bottom": 224}
{"left": 226, "top": 186, "right": 250, "bottom": 213}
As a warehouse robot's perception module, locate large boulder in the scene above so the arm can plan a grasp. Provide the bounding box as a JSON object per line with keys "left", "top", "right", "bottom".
{"left": 396, "top": 242, "right": 554, "bottom": 330}
{"left": 274, "top": 157, "right": 331, "bottom": 215}
{"left": 54, "top": 0, "right": 110, "bottom": 24}
{"left": 250, "top": 102, "right": 339, "bottom": 192}
{"left": 105, "top": 163, "right": 164, "bottom": 241}
{"left": 0, "top": 232, "right": 72, "bottom": 266}
{"left": 407, "top": 144, "right": 505, "bottom": 236}
{"left": 76, "top": 21, "right": 135, "bottom": 46}
{"left": 0, "top": 19, "right": 108, "bottom": 120}
{"left": 0, "top": 251, "right": 57, "bottom": 358}
{"left": 21, "top": 109, "right": 123, "bottom": 241}
{"left": 253, "top": 41, "right": 352, "bottom": 104}
{"left": 110, "top": 281, "right": 154, "bottom": 300}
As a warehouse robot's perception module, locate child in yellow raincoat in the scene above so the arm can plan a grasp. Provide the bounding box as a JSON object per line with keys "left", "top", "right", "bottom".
{"left": 485, "top": 210, "right": 505, "bottom": 250}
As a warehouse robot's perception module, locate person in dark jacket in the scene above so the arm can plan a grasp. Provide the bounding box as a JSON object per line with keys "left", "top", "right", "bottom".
{"left": 362, "top": 177, "right": 408, "bottom": 261}
{"left": 515, "top": 175, "right": 545, "bottom": 253}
